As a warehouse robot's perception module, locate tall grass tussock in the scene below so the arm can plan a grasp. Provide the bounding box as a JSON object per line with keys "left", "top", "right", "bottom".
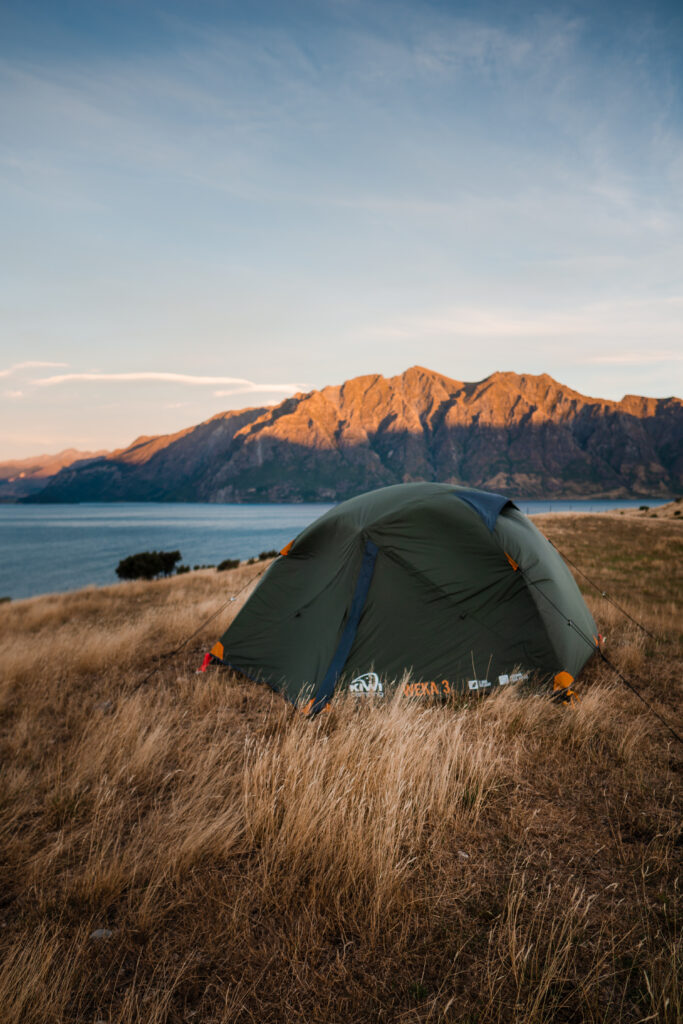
{"left": 0, "top": 514, "right": 681, "bottom": 1022}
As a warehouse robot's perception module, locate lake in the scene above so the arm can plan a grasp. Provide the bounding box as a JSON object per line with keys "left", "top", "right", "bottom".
{"left": 0, "top": 498, "right": 667, "bottom": 600}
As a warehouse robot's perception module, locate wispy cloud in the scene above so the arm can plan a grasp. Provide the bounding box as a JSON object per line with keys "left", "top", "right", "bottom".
{"left": 213, "top": 385, "right": 305, "bottom": 397}
{"left": 0, "top": 361, "right": 68, "bottom": 378}
{"left": 35, "top": 371, "right": 304, "bottom": 390}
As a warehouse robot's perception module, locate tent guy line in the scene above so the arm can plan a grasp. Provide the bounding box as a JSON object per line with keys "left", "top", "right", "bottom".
{"left": 519, "top": 561, "right": 682, "bottom": 746}
{"left": 132, "top": 562, "right": 270, "bottom": 693}
{"left": 597, "top": 651, "right": 683, "bottom": 747}
{"left": 549, "top": 542, "right": 658, "bottom": 641}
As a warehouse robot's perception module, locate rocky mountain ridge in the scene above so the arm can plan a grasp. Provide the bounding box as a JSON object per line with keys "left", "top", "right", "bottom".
{"left": 23, "top": 367, "right": 683, "bottom": 502}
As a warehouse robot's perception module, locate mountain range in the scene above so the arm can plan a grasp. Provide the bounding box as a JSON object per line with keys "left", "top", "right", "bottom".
{"left": 16, "top": 366, "right": 683, "bottom": 503}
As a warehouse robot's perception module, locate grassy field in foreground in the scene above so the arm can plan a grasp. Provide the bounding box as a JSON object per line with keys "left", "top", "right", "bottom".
{"left": 0, "top": 513, "right": 681, "bottom": 1024}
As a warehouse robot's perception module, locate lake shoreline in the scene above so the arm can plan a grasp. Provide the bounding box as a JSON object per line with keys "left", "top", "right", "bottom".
{"left": 0, "top": 499, "right": 677, "bottom": 602}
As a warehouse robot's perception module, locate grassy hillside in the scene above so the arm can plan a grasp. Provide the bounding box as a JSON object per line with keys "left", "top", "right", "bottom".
{"left": 0, "top": 514, "right": 680, "bottom": 1023}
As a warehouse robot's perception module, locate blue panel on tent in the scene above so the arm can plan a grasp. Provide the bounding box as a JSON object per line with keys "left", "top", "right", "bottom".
{"left": 309, "top": 539, "right": 379, "bottom": 714}
{"left": 454, "top": 488, "right": 515, "bottom": 531}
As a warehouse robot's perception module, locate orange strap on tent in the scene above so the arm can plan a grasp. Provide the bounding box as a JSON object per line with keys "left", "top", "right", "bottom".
{"left": 553, "top": 671, "right": 581, "bottom": 704}
{"left": 300, "top": 697, "right": 331, "bottom": 716}
{"left": 197, "top": 642, "right": 225, "bottom": 673}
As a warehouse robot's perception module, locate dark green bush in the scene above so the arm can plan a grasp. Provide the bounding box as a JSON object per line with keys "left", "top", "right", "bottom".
{"left": 217, "top": 558, "right": 240, "bottom": 572}
{"left": 115, "top": 550, "right": 182, "bottom": 581}
{"left": 258, "top": 549, "right": 279, "bottom": 560}
{"left": 176, "top": 565, "right": 191, "bottom": 575}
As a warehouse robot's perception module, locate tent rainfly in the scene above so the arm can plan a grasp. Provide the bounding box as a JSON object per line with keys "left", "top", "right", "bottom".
{"left": 203, "top": 483, "right": 598, "bottom": 712}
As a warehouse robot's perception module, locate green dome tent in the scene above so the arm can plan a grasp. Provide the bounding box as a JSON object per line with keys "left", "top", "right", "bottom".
{"left": 205, "top": 483, "right": 598, "bottom": 712}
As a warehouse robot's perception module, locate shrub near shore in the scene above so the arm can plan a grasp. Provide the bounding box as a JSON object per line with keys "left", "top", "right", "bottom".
{"left": 0, "top": 514, "right": 680, "bottom": 1023}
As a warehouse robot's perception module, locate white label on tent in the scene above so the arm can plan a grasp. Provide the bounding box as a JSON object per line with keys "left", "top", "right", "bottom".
{"left": 469, "top": 672, "right": 529, "bottom": 691}
{"left": 468, "top": 679, "right": 491, "bottom": 690}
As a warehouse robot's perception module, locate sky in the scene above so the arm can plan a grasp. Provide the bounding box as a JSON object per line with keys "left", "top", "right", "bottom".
{"left": 1, "top": 0, "right": 682, "bottom": 459}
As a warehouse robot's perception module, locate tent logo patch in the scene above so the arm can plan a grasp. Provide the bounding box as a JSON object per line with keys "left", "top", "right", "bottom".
{"left": 348, "top": 672, "right": 383, "bottom": 696}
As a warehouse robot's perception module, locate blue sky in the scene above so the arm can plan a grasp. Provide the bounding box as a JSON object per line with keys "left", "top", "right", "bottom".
{"left": 1, "top": 0, "right": 681, "bottom": 458}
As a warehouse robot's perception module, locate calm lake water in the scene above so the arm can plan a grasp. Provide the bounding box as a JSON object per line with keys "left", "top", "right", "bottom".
{"left": 0, "top": 498, "right": 667, "bottom": 600}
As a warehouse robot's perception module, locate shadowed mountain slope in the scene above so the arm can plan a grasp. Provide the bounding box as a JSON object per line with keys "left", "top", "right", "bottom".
{"left": 0, "top": 449, "right": 106, "bottom": 501}
{"left": 26, "top": 367, "right": 682, "bottom": 502}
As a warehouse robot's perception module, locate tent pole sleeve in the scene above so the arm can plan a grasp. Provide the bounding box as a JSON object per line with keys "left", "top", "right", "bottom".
{"left": 308, "top": 540, "right": 379, "bottom": 714}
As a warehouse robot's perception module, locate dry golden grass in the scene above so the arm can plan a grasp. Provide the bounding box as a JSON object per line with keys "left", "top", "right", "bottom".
{"left": 0, "top": 516, "right": 680, "bottom": 1023}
